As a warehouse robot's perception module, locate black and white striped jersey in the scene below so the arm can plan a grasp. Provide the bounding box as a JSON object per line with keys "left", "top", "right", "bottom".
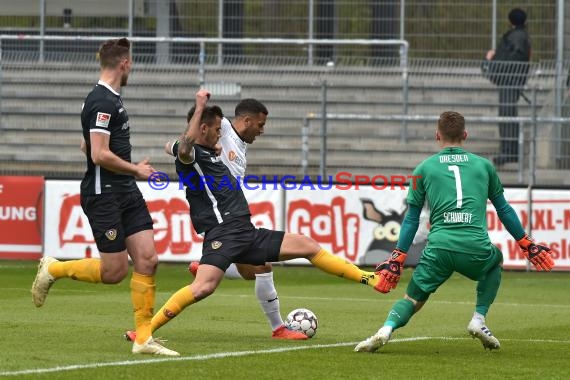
{"left": 80, "top": 80, "right": 136, "bottom": 195}
{"left": 175, "top": 144, "right": 251, "bottom": 234}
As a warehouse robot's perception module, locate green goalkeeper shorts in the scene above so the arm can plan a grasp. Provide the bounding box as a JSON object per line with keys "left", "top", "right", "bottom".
{"left": 408, "top": 245, "right": 503, "bottom": 301}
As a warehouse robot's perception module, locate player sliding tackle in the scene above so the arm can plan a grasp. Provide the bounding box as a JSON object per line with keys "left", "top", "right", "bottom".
{"left": 125, "top": 89, "right": 387, "bottom": 349}
{"left": 355, "top": 111, "right": 555, "bottom": 353}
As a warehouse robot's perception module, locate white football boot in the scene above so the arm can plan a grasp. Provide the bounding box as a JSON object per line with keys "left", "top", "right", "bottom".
{"left": 467, "top": 318, "right": 501, "bottom": 350}
{"left": 354, "top": 326, "right": 392, "bottom": 353}
{"left": 31, "top": 256, "right": 58, "bottom": 307}
{"left": 132, "top": 337, "right": 180, "bottom": 356}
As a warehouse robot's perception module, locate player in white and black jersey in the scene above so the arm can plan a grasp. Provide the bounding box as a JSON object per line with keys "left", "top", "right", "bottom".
{"left": 169, "top": 99, "right": 307, "bottom": 339}
{"left": 31, "top": 38, "right": 178, "bottom": 357}
{"left": 124, "top": 90, "right": 387, "bottom": 349}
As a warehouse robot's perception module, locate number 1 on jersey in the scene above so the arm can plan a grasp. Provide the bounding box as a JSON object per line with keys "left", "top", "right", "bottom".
{"left": 448, "top": 165, "right": 463, "bottom": 208}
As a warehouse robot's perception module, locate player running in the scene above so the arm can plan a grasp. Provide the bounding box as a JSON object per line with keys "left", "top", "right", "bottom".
{"left": 31, "top": 38, "right": 178, "bottom": 356}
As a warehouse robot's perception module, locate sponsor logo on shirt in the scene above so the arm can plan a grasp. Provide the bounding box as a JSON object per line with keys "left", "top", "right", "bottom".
{"left": 96, "top": 112, "right": 111, "bottom": 128}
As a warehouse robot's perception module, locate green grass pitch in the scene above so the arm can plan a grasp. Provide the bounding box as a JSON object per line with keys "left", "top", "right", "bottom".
{"left": 1, "top": 261, "right": 569, "bottom": 379}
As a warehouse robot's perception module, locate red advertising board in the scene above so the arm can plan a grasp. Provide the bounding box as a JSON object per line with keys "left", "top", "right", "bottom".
{"left": 488, "top": 189, "right": 570, "bottom": 270}
{"left": 0, "top": 176, "right": 44, "bottom": 259}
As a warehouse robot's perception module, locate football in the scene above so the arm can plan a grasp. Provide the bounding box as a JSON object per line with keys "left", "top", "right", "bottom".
{"left": 284, "top": 308, "right": 318, "bottom": 338}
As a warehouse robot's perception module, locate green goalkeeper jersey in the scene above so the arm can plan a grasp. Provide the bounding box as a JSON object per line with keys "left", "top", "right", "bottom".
{"left": 407, "top": 147, "right": 504, "bottom": 254}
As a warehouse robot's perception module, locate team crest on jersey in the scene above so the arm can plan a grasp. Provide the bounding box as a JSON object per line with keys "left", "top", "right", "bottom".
{"left": 105, "top": 229, "right": 117, "bottom": 241}
{"left": 211, "top": 241, "right": 222, "bottom": 249}
{"left": 228, "top": 150, "right": 237, "bottom": 161}
{"left": 96, "top": 112, "right": 111, "bottom": 128}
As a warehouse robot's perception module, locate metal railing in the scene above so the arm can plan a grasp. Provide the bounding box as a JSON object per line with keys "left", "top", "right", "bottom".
{"left": 1, "top": 35, "right": 570, "bottom": 186}
{"left": 303, "top": 112, "right": 570, "bottom": 186}
{"left": 0, "top": 0, "right": 560, "bottom": 60}
{"left": 0, "top": 35, "right": 409, "bottom": 127}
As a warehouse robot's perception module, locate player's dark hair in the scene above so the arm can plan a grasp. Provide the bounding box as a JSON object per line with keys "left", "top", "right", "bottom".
{"left": 438, "top": 111, "right": 465, "bottom": 143}
{"left": 187, "top": 105, "right": 224, "bottom": 126}
{"left": 234, "top": 98, "right": 268, "bottom": 118}
{"left": 98, "top": 38, "right": 131, "bottom": 69}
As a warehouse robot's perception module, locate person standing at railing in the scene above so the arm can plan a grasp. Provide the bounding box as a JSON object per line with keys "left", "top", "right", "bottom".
{"left": 483, "top": 8, "right": 531, "bottom": 166}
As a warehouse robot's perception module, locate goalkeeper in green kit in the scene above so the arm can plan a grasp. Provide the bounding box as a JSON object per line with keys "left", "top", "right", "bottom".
{"left": 355, "top": 111, "right": 555, "bottom": 353}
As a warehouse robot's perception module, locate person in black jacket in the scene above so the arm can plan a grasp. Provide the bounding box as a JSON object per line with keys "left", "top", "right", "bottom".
{"left": 484, "top": 8, "right": 531, "bottom": 166}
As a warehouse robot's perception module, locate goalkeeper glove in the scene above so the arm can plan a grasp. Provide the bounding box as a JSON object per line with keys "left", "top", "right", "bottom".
{"left": 517, "top": 235, "right": 555, "bottom": 271}
{"left": 374, "top": 249, "right": 407, "bottom": 293}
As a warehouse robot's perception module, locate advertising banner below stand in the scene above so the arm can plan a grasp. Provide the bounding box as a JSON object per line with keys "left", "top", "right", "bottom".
{"left": 43, "top": 180, "right": 570, "bottom": 270}
{"left": 488, "top": 188, "right": 570, "bottom": 270}
{"left": 43, "top": 180, "right": 282, "bottom": 261}
{"left": 0, "top": 176, "right": 44, "bottom": 260}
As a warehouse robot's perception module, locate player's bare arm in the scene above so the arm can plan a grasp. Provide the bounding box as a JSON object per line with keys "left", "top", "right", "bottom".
{"left": 178, "top": 89, "right": 210, "bottom": 163}
{"left": 164, "top": 139, "right": 221, "bottom": 159}
{"left": 164, "top": 140, "right": 177, "bottom": 156}
{"left": 90, "top": 132, "right": 155, "bottom": 179}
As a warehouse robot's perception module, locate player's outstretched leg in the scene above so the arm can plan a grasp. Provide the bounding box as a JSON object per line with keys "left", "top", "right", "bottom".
{"left": 308, "top": 248, "right": 379, "bottom": 289}
{"left": 32, "top": 255, "right": 103, "bottom": 307}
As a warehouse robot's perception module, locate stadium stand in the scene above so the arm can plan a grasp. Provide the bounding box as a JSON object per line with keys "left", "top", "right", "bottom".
{"left": 0, "top": 59, "right": 564, "bottom": 185}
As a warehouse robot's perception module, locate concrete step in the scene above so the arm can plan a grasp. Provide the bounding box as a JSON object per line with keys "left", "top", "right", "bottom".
{"left": 0, "top": 126, "right": 500, "bottom": 154}
{"left": 2, "top": 80, "right": 551, "bottom": 108}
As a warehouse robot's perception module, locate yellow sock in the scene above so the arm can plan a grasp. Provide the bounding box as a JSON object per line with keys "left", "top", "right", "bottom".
{"left": 130, "top": 272, "right": 155, "bottom": 344}
{"left": 310, "top": 248, "right": 379, "bottom": 287}
{"left": 151, "top": 286, "right": 195, "bottom": 333}
{"left": 48, "top": 258, "right": 101, "bottom": 283}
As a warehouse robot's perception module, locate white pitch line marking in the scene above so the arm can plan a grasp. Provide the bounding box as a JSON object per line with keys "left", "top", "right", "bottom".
{"left": 1, "top": 336, "right": 569, "bottom": 377}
